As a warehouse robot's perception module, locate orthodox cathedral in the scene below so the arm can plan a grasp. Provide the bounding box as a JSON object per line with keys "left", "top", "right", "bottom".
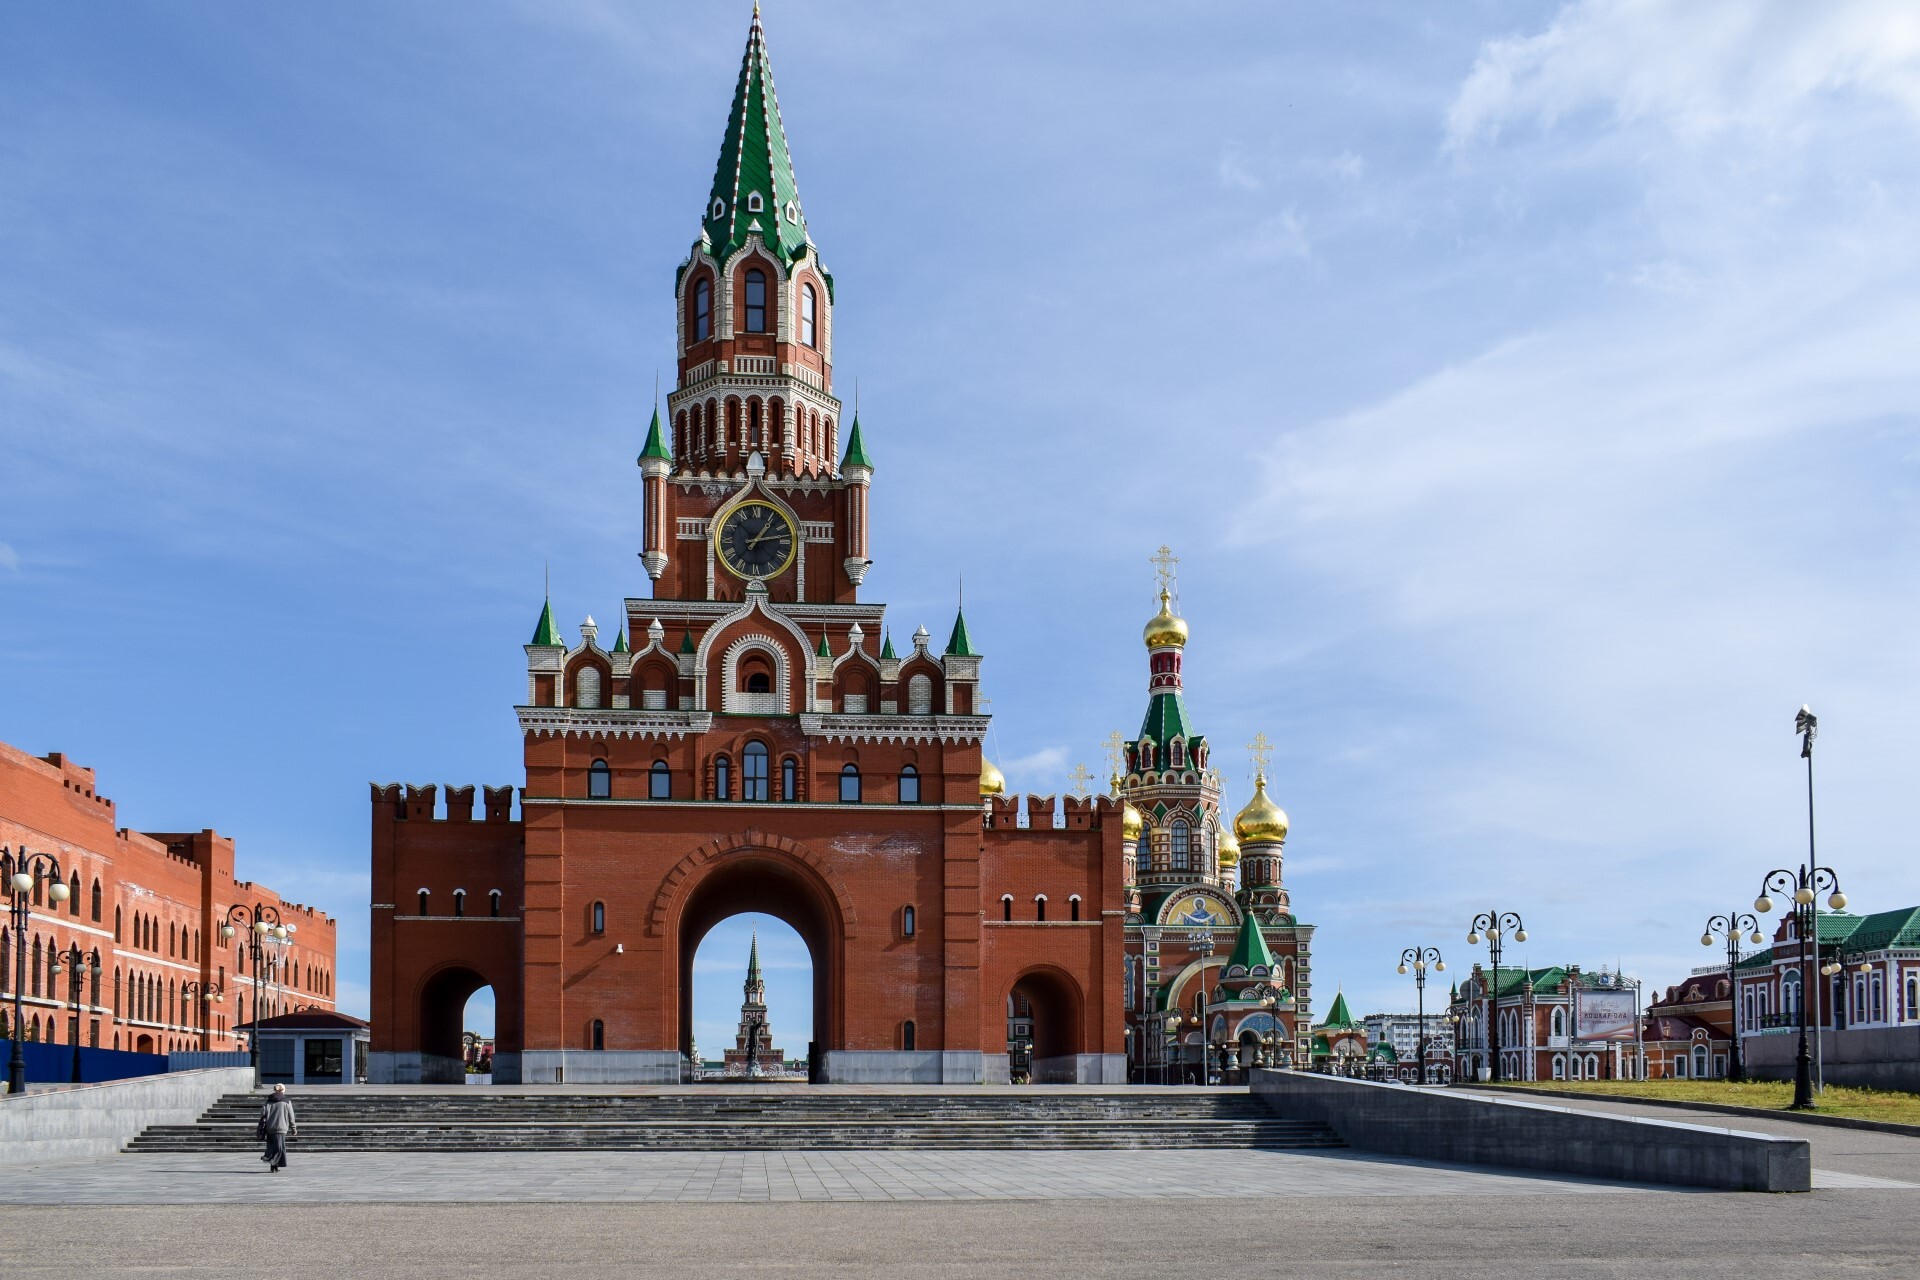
{"left": 367, "top": 8, "right": 1311, "bottom": 1085}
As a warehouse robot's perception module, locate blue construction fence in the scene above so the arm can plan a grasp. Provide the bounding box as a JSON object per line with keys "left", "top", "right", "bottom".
{"left": 0, "top": 1039, "right": 168, "bottom": 1085}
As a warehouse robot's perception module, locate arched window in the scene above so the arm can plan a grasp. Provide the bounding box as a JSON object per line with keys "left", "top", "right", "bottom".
{"left": 715, "top": 755, "right": 732, "bottom": 800}
{"left": 749, "top": 398, "right": 762, "bottom": 448}
{"left": 114, "top": 906, "right": 122, "bottom": 943}
{"left": 1170, "top": 820, "right": 1190, "bottom": 871}
{"left": 743, "top": 742, "right": 770, "bottom": 801}
{"left": 1908, "top": 974, "right": 1919, "bottom": 1022}
{"left": 417, "top": 889, "right": 430, "bottom": 916}
{"left": 490, "top": 889, "right": 503, "bottom": 917}
{"left": 1550, "top": 1008, "right": 1566, "bottom": 1038}
{"left": 649, "top": 760, "right": 671, "bottom": 800}
{"left": 1035, "top": 895, "right": 1047, "bottom": 922}
{"left": 746, "top": 671, "right": 771, "bottom": 693}
{"left": 693, "top": 278, "right": 711, "bottom": 342}
{"left": 69, "top": 872, "right": 81, "bottom": 916}
{"left": 1002, "top": 895, "right": 1013, "bottom": 922}
{"left": 591, "top": 901, "right": 606, "bottom": 934}
{"left": 590, "top": 1019, "right": 605, "bottom": 1051}
{"left": 744, "top": 269, "right": 767, "bottom": 333}
{"left": 1552, "top": 1055, "right": 1566, "bottom": 1080}
{"left": 903, "top": 905, "right": 916, "bottom": 938}
{"left": 907, "top": 673, "right": 933, "bottom": 715}
{"left": 898, "top": 765, "right": 920, "bottom": 804}
{"left": 1070, "top": 895, "right": 1081, "bottom": 922}
{"left": 588, "top": 759, "right": 612, "bottom": 799}
{"left": 576, "top": 667, "right": 601, "bottom": 709}
{"left": 902, "top": 1020, "right": 916, "bottom": 1052}
{"left": 781, "top": 757, "right": 798, "bottom": 802}
{"left": 839, "top": 764, "right": 861, "bottom": 803}
{"left": 453, "top": 890, "right": 466, "bottom": 919}
{"left": 801, "top": 283, "right": 817, "bottom": 347}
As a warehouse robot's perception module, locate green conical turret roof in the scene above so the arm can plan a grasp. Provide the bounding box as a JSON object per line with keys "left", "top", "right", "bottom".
{"left": 816, "top": 632, "right": 831, "bottom": 658}
{"left": 530, "top": 599, "right": 563, "bottom": 647}
{"left": 639, "top": 403, "right": 671, "bottom": 462}
{"left": 945, "top": 608, "right": 977, "bottom": 657}
{"left": 702, "top": 10, "right": 812, "bottom": 266}
{"left": 1319, "top": 990, "right": 1360, "bottom": 1031}
{"left": 1225, "top": 906, "right": 1276, "bottom": 975}
{"left": 747, "top": 932, "right": 762, "bottom": 983}
{"left": 611, "top": 625, "right": 630, "bottom": 654}
{"left": 841, "top": 413, "right": 873, "bottom": 471}
{"left": 880, "top": 630, "right": 897, "bottom": 660}
{"left": 680, "top": 627, "right": 698, "bottom": 655}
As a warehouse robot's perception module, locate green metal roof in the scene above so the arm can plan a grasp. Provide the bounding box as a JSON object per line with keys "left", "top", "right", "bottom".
{"left": 1838, "top": 907, "right": 1920, "bottom": 951}
{"left": 680, "top": 627, "right": 697, "bottom": 655}
{"left": 1224, "top": 909, "right": 1275, "bottom": 975}
{"left": 702, "top": 11, "right": 812, "bottom": 267}
{"left": 945, "top": 608, "right": 977, "bottom": 657}
{"left": 530, "top": 599, "right": 563, "bottom": 647}
{"left": 816, "top": 632, "right": 831, "bottom": 658}
{"left": 841, "top": 413, "right": 873, "bottom": 471}
{"left": 639, "top": 404, "right": 671, "bottom": 462}
{"left": 1318, "top": 991, "right": 1360, "bottom": 1031}
{"left": 880, "top": 630, "right": 897, "bottom": 660}
{"left": 1309, "top": 1033, "right": 1331, "bottom": 1056}
{"left": 1369, "top": 1043, "right": 1398, "bottom": 1062}
{"left": 611, "top": 625, "right": 630, "bottom": 654}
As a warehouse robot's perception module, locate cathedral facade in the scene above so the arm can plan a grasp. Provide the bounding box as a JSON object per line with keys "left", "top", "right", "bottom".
{"left": 367, "top": 10, "right": 1307, "bottom": 1087}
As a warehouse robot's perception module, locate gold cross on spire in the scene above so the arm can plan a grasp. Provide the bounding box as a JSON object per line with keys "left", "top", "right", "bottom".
{"left": 1247, "top": 732, "right": 1273, "bottom": 780}
{"left": 1150, "top": 545, "right": 1180, "bottom": 605}
{"left": 1066, "top": 763, "right": 1093, "bottom": 799}
{"left": 1103, "top": 730, "right": 1127, "bottom": 779}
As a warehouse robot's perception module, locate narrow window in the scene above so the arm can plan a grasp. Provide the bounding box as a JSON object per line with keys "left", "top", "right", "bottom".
{"left": 903, "top": 906, "right": 916, "bottom": 938}
{"left": 588, "top": 759, "right": 611, "bottom": 799}
{"left": 1170, "top": 820, "right": 1190, "bottom": 871}
{"left": 591, "top": 1019, "right": 605, "bottom": 1051}
{"left": 489, "top": 890, "right": 502, "bottom": 918}
{"left": 744, "top": 269, "right": 767, "bottom": 333}
{"left": 898, "top": 765, "right": 920, "bottom": 804}
{"left": 743, "top": 742, "right": 770, "bottom": 801}
{"left": 801, "top": 283, "right": 817, "bottom": 347}
{"left": 902, "top": 1020, "right": 916, "bottom": 1052}
{"left": 1002, "top": 896, "right": 1013, "bottom": 922}
{"left": 591, "top": 901, "right": 606, "bottom": 934}
{"left": 781, "top": 757, "right": 797, "bottom": 802}
{"left": 649, "top": 760, "right": 671, "bottom": 800}
{"left": 453, "top": 890, "right": 466, "bottom": 919}
{"left": 693, "top": 278, "right": 711, "bottom": 342}
{"left": 1070, "top": 896, "right": 1081, "bottom": 922}
{"left": 576, "top": 667, "right": 601, "bottom": 709}
{"left": 417, "top": 889, "right": 430, "bottom": 916}
{"left": 839, "top": 764, "right": 861, "bottom": 803}
{"left": 715, "top": 755, "right": 732, "bottom": 800}
{"left": 114, "top": 906, "right": 122, "bottom": 943}
{"left": 1036, "top": 896, "right": 1047, "bottom": 923}
{"left": 69, "top": 873, "right": 81, "bottom": 916}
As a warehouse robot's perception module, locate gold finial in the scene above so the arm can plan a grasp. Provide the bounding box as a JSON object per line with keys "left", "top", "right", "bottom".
{"left": 1247, "top": 732, "right": 1273, "bottom": 780}
{"left": 1066, "top": 763, "right": 1093, "bottom": 799}
{"left": 1103, "top": 730, "right": 1127, "bottom": 781}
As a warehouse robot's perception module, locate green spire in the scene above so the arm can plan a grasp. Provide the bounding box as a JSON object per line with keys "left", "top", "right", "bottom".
{"left": 880, "top": 630, "right": 897, "bottom": 660}
{"left": 703, "top": 10, "right": 811, "bottom": 266}
{"left": 1319, "top": 990, "right": 1359, "bottom": 1031}
{"left": 1225, "top": 907, "right": 1275, "bottom": 975}
{"left": 530, "top": 598, "right": 563, "bottom": 647}
{"left": 639, "top": 402, "right": 671, "bottom": 463}
{"left": 747, "top": 932, "right": 762, "bottom": 984}
{"left": 680, "top": 627, "right": 697, "bottom": 655}
{"left": 816, "top": 631, "right": 831, "bottom": 658}
{"left": 841, "top": 413, "right": 873, "bottom": 471}
{"left": 611, "top": 625, "right": 630, "bottom": 654}
{"left": 945, "top": 608, "right": 977, "bottom": 657}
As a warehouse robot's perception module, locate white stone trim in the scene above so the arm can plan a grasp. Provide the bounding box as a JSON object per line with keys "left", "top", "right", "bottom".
{"left": 517, "top": 708, "right": 716, "bottom": 740}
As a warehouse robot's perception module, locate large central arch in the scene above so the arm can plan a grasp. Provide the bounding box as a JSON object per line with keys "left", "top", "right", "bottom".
{"left": 667, "top": 844, "right": 849, "bottom": 1078}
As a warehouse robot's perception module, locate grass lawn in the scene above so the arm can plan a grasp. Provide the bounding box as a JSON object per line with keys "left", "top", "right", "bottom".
{"left": 1503, "top": 1078, "right": 1920, "bottom": 1126}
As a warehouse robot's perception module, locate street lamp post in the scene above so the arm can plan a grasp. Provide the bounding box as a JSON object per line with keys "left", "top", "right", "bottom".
{"left": 1397, "top": 947, "right": 1446, "bottom": 1086}
{"left": 6, "top": 847, "right": 69, "bottom": 1094}
{"left": 220, "top": 901, "right": 284, "bottom": 1085}
{"left": 1466, "top": 911, "right": 1528, "bottom": 1083}
{"left": 180, "top": 980, "right": 222, "bottom": 1051}
{"left": 1700, "top": 912, "right": 1763, "bottom": 1082}
{"left": 48, "top": 942, "right": 101, "bottom": 1084}
{"left": 1263, "top": 992, "right": 1283, "bottom": 1071}
{"left": 1163, "top": 1013, "right": 1184, "bottom": 1085}
{"left": 1754, "top": 863, "right": 1846, "bottom": 1109}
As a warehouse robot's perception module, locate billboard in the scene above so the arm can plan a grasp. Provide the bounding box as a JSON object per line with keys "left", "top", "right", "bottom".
{"left": 1575, "top": 989, "right": 1638, "bottom": 1042}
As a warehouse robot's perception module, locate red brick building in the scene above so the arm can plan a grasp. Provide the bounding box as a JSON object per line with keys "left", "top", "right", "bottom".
{"left": 1, "top": 740, "right": 338, "bottom": 1055}
{"left": 368, "top": 12, "right": 1128, "bottom": 1085}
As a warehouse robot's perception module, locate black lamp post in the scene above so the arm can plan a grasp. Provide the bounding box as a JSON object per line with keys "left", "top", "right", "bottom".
{"left": 180, "top": 980, "right": 222, "bottom": 1051}
{"left": 1754, "top": 863, "right": 1845, "bottom": 1109}
{"left": 221, "top": 901, "right": 283, "bottom": 1084}
{"left": 6, "top": 847, "right": 69, "bottom": 1094}
{"left": 1700, "top": 912, "right": 1763, "bottom": 1082}
{"left": 49, "top": 942, "right": 101, "bottom": 1084}
{"left": 1467, "top": 911, "right": 1528, "bottom": 1083}
{"left": 1162, "top": 1012, "right": 1184, "bottom": 1085}
{"left": 1397, "top": 947, "right": 1446, "bottom": 1086}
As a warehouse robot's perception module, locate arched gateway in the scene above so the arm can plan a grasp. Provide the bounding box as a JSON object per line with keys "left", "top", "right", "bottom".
{"left": 368, "top": 13, "right": 1126, "bottom": 1086}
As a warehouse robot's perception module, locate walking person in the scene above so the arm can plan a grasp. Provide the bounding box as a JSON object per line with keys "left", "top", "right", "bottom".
{"left": 258, "top": 1083, "right": 297, "bottom": 1172}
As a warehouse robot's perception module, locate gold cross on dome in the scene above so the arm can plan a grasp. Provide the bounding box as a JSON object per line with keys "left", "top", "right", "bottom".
{"left": 1150, "top": 545, "right": 1180, "bottom": 602}
{"left": 1066, "top": 763, "right": 1093, "bottom": 799}
{"left": 1103, "top": 731, "right": 1127, "bottom": 781}
{"left": 1247, "top": 732, "right": 1273, "bottom": 779}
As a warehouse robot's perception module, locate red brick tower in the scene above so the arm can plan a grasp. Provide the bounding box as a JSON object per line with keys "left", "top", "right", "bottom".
{"left": 721, "top": 934, "right": 785, "bottom": 1076}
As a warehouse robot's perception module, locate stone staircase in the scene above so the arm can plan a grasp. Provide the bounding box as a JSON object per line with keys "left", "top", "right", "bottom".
{"left": 127, "top": 1090, "right": 1343, "bottom": 1153}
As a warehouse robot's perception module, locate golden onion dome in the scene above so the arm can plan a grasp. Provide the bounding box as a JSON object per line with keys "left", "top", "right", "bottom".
{"left": 979, "top": 757, "right": 1006, "bottom": 798}
{"left": 1142, "top": 588, "right": 1189, "bottom": 650}
{"left": 1121, "top": 800, "right": 1144, "bottom": 841}
{"left": 1216, "top": 824, "right": 1241, "bottom": 868}
{"left": 1234, "top": 773, "right": 1290, "bottom": 845}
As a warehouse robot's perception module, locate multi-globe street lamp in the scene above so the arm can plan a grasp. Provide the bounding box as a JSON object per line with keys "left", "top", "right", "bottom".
{"left": 1754, "top": 863, "right": 1846, "bottom": 1109}
{"left": 180, "top": 979, "right": 223, "bottom": 1051}
{"left": 1466, "top": 911, "right": 1528, "bottom": 1083}
{"left": 220, "top": 901, "right": 285, "bottom": 1082}
{"left": 1397, "top": 947, "right": 1446, "bottom": 1086}
{"left": 48, "top": 942, "right": 101, "bottom": 1083}
{"left": 6, "top": 847, "right": 69, "bottom": 1094}
{"left": 1700, "top": 912, "right": 1763, "bottom": 1082}
{"left": 1163, "top": 1012, "right": 1185, "bottom": 1085}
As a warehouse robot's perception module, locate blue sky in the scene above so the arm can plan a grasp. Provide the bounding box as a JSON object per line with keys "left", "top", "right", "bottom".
{"left": 3, "top": 1, "right": 1917, "bottom": 1048}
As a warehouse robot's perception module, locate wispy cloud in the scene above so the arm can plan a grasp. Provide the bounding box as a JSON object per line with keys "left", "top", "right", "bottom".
{"left": 0, "top": 543, "right": 17, "bottom": 574}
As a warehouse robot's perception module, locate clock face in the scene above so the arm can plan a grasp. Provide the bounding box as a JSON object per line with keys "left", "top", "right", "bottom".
{"left": 714, "top": 501, "right": 797, "bottom": 580}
